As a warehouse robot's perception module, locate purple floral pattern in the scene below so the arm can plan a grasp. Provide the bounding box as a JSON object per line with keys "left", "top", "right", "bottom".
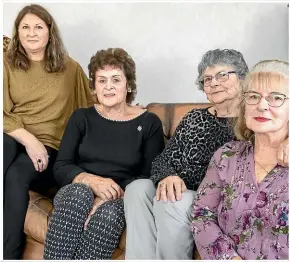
{"left": 191, "top": 141, "right": 289, "bottom": 260}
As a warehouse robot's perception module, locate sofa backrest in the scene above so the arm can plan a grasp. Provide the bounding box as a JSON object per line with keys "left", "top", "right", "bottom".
{"left": 146, "top": 103, "right": 210, "bottom": 140}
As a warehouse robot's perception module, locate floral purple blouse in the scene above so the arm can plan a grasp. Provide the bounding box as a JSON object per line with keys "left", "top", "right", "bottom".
{"left": 191, "top": 141, "right": 289, "bottom": 260}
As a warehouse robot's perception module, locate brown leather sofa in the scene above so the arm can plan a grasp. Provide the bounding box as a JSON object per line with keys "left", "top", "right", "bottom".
{"left": 3, "top": 35, "right": 11, "bottom": 52}
{"left": 23, "top": 102, "right": 209, "bottom": 260}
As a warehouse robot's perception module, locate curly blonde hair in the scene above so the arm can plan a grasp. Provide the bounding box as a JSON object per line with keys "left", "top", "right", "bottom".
{"left": 234, "top": 60, "right": 289, "bottom": 143}
{"left": 88, "top": 48, "right": 137, "bottom": 104}
{"left": 7, "top": 4, "right": 67, "bottom": 72}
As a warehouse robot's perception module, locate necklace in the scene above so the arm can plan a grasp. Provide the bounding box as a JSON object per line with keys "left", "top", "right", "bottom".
{"left": 94, "top": 104, "right": 146, "bottom": 122}
{"left": 214, "top": 109, "right": 229, "bottom": 128}
{"left": 254, "top": 159, "right": 273, "bottom": 174}
{"left": 254, "top": 159, "right": 276, "bottom": 183}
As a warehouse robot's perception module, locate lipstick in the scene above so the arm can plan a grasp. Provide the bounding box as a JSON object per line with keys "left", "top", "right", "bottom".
{"left": 254, "top": 117, "right": 271, "bottom": 122}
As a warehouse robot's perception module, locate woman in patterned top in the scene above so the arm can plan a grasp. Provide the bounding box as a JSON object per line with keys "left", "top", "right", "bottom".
{"left": 123, "top": 50, "right": 289, "bottom": 259}
{"left": 191, "top": 60, "right": 289, "bottom": 260}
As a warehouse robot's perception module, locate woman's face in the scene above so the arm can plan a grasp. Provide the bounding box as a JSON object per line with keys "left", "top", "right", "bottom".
{"left": 94, "top": 65, "right": 128, "bottom": 108}
{"left": 245, "top": 76, "right": 289, "bottom": 137}
{"left": 18, "top": 13, "right": 49, "bottom": 56}
{"left": 203, "top": 65, "right": 241, "bottom": 104}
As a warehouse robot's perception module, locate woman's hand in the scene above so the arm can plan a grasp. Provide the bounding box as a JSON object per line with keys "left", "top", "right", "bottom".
{"left": 156, "top": 175, "right": 187, "bottom": 203}
{"left": 91, "top": 177, "right": 124, "bottom": 201}
{"left": 7, "top": 128, "right": 49, "bottom": 172}
{"left": 277, "top": 138, "right": 288, "bottom": 167}
{"left": 25, "top": 136, "right": 49, "bottom": 172}
{"left": 84, "top": 197, "right": 107, "bottom": 230}
{"left": 75, "top": 173, "right": 124, "bottom": 201}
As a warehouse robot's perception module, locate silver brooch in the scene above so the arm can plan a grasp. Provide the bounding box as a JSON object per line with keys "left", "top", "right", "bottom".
{"left": 137, "top": 125, "right": 142, "bottom": 132}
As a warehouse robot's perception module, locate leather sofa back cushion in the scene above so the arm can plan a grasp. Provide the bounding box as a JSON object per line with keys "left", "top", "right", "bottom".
{"left": 147, "top": 103, "right": 210, "bottom": 138}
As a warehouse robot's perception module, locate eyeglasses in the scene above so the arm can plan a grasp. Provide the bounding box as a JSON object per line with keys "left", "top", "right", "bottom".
{"left": 200, "top": 71, "right": 237, "bottom": 87}
{"left": 243, "top": 91, "right": 289, "bottom": 107}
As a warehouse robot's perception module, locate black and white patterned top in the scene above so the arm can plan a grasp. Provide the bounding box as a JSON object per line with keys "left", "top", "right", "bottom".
{"left": 150, "top": 107, "right": 235, "bottom": 191}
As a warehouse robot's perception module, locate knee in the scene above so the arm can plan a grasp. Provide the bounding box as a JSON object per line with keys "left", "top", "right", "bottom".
{"left": 153, "top": 198, "right": 175, "bottom": 217}
{"left": 5, "top": 163, "right": 29, "bottom": 187}
{"left": 5, "top": 154, "right": 36, "bottom": 187}
{"left": 97, "top": 199, "right": 125, "bottom": 227}
{"left": 124, "top": 179, "right": 156, "bottom": 204}
{"left": 4, "top": 133, "right": 17, "bottom": 152}
{"left": 54, "top": 183, "right": 94, "bottom": 207}
{"left": 154, "top": 190, "right": 196, "bottom": 216}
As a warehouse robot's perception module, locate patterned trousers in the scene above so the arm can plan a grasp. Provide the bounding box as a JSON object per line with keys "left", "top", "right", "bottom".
{"left": 44, "top": 183, "right": 125, "bottom": 260}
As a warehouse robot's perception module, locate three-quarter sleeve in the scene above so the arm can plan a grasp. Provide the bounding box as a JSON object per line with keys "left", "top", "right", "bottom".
{"left": 3, "top": 58, "right": 24, "bottom": 133}
{"left": 53, "top": 109, "right": 86, "bottom": 186}
{"left": 150, "top": 112, "right": 190, "bottom": 186}
{"left": 191, "top": 150, "right": 238, "bottom": 260}
{"left": 74, "top": 63, "right": 93, "bottom": 109}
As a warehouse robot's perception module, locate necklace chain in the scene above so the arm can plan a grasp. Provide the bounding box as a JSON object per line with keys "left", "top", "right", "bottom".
{"left": 94, "top": 105, "right": 146, "bottom": 122}
{"left": 255, "top": 159, "right": 273, "bottom": 174}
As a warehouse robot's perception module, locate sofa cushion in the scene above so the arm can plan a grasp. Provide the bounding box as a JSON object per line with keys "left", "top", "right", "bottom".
{"left": 22, "top": 236, "right": 45, "bottom": 260}
{"left": 146, "top": 103, "right": 171, "bottom": 139}
{"left": 147, "top": 103, "right": 210, "bottom": 138}
{"left": 24, "top": 191, "right": 54, "bottom": 244}
{"left": 24, "top": 190, "right": 126, "bottom": 259}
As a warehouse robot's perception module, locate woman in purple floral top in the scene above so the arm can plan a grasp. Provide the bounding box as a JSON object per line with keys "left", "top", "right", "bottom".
{"left": 191, "top": 60, "right": 289, "bottom": 260}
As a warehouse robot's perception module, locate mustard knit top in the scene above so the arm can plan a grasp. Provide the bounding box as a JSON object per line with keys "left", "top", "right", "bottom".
{"left": 3, "top": 55, "right": 93, "bottom": 150}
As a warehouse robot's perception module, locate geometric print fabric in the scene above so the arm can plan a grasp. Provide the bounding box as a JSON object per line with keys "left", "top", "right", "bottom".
{"left": 44, "top": 183, "right": 125, "bottom": 259}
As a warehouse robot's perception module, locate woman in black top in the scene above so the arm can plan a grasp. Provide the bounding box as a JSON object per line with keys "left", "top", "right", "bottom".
{"left": 43, "top": 48, "right": 165, "bottom": 260}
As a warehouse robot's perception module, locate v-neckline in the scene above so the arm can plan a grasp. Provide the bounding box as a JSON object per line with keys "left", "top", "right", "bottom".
{"left": 248, "top": 145, "right": 281, "bottom": 189}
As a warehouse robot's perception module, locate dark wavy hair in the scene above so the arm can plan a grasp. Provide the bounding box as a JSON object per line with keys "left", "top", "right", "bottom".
{"left": 88, "top": 48, "right": 137, "bottom": 104}
{"left": 7, "top": 4, "right": 67, "bottom": 72}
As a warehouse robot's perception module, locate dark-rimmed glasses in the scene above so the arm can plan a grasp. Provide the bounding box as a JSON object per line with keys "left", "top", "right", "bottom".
{"left": 200, "top": 71, "right": 237, "bottom": 87}
{"left": 243, "top": 91, "right": 289, "bottom": 107}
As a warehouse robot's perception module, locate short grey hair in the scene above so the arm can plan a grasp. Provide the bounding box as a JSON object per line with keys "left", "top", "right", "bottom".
{"left": 196, "top": 49, "right": 249, "bottom": 91}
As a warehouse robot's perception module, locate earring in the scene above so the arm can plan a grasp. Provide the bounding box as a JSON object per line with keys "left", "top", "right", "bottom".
{"left": 127, "top": 87, "right": 132, "bottom": 93}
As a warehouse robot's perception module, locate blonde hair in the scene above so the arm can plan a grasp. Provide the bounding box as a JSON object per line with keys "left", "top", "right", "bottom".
{"left": 234, "top": 60, "right": 289, "bottom": 143}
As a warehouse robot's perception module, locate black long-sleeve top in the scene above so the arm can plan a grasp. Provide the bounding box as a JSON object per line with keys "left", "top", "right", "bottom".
{"left": 150, "top": 108, "right": 235, "bottom": 191}
{"left": 53, "top": 106, "right": 165, "bottom": 190}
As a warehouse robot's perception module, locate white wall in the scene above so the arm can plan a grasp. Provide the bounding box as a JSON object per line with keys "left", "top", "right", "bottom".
{"left": 3, "top": 2, "right": 289, "bottom": 105}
